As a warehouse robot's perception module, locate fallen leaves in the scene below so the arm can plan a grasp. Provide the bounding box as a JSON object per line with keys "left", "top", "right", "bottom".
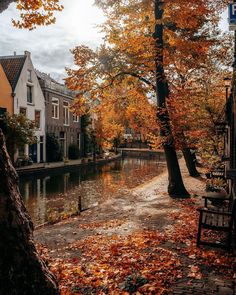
{"left": 166, "top": 199, "right": 236, "bottom": 278}
{"left": 37, "top": 197, "right": 236, "bottom": 295}
{"left": 187, "top": 265, "right": 202, "bottom": 279}
{"left": 44, "top": 231, "right": 182, "bottom": 294}
{"left": 79, "top": 219, "right": 126, "bottom": 230}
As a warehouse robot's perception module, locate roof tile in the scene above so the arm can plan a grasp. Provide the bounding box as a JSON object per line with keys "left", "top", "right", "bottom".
{"left": 0, "top": 56, "right": 26, "bottom": 91}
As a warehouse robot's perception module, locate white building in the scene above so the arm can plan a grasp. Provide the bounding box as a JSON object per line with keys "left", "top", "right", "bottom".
{"left": 0, "top": 51, "right": 46, "bottom": 163}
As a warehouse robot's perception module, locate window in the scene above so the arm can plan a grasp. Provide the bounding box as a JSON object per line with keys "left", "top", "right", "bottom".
{"left": 27, "top": 85, "right": 33, "bottom": 104}
{"left": 0, "top": 108, "right": 6, "bottom": 118}
{"left": 60, "top": 131, "right": 65, "bottom": 140}
{"left": 77, "top": 133, "right": 80, "bottom": 148}
{"left": 35, "top": 110, "right": 41, "bottom": 129}
{"left": 63, "top": 101, "right": 69, "bottom": 126}
{"left": 59, "top": 131, "right": 65, "bottom": 157}
{"left": 52, "top": 98, "right": 59, "bottom": 119}
{"left": 19, "top": 107, "right": 27, "bottom": 116}
{"left": 73, "top": 114, "right": 79, "bottom": 122}
{"left": 27, "top": 70, "right": 32, "bottom": 82}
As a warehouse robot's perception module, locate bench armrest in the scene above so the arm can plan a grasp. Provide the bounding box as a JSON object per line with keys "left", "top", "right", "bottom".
{"left": 197, "top": 208, "right": 232, "bottom": 216}
{"left": 202, "top": 195, "right": 229, "bottom": 201}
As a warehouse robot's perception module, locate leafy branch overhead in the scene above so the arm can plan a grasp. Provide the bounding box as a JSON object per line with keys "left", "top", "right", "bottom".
{"left": 66, "top": 0, "right": 231, "bottom": 166}
{"left": 0, "top": 0, "right": 63, "bottom": 29}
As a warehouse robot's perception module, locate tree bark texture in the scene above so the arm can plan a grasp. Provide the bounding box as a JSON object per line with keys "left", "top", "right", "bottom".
{"left": 182, "top": 147, "right": 200, "bottom": 177}
{"left": 164, "top": 145, "right": 189, "bottom": 197}
{"left": 179, "top": 131, "right": 199, "bottom": 177}
{"left": 154, "top": 0, "right": 189, "bottom": 197}
{"left": 0, "top": 129, "right": 59, "bottom": 295}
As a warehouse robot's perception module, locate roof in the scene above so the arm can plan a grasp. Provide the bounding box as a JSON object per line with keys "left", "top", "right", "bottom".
{"left": 36, "top": 69, "right": 75, "bottom": 98}
{"left": 36, "top": 70, "right": 61, "bottom": 85}
{"left": 0, "top": 55, "right": 26, "bottom": 91}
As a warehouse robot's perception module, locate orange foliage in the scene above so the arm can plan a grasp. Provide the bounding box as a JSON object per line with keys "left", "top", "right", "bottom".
{"left": 92, "top": 78, "right": 159, "bottom": 149}
{"left": 66, "top": 0, "right": 228, "bottom": 152}
{"left": 167, "top": 37, "right": 232, "bottom": 164}
{"left": 12, "top": 0, "right": 63, "bottom": 29}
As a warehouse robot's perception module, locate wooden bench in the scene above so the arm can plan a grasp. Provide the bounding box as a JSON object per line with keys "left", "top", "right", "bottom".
{"left": 197, "top": 198, "right": 236, "bottom": 251}
{"left": 202, "top": 189, "right": 229, "bottom": 207}
{"left": 205, "top": 169, "right": 225, "bottom": 179}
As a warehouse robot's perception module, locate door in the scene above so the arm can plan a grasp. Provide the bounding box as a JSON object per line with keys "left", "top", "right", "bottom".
{"left": 40, "top": 136, "right": 44, "bottom": 162}
{"left": 29, "top": 144, "right": 37, "bottom": 163}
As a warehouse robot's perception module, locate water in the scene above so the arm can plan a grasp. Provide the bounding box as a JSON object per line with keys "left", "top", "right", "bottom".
{"left": 19, "top": 157, "right": 166, "bottom": 226}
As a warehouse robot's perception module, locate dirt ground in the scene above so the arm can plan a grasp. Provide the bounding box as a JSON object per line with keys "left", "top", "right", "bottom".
{"left": 35, "top": 159, "right": 236, "bottom": 294}
{"left": 35, "top": 160, "right": 203, "bottom": 253}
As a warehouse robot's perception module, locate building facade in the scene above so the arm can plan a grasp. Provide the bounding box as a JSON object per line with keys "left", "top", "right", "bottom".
{"left": 37, "top": 71, "right": 81, "bottom": 159}
{"left": 0, "top": 64, "right": 13, "bottom": 116}
{"left": 223, "top": 73, "right": 235, "bottom": 197}
{"left": 0, "top": 51, "right": 46, "bottom": 163}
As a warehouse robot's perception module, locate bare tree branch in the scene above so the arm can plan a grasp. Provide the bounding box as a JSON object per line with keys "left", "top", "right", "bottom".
{"left": 111, "top": 71, "right": 156, "bottom": 91}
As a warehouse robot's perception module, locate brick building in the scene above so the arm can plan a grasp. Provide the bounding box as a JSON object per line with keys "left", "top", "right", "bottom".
{"left": 37, "top": 71, "right": 81, "bottom": 159}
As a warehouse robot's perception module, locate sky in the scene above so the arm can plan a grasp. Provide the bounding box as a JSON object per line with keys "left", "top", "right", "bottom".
{"left": 0, "top": 2, "right": 229, "bottom": 83}
{"left": 0, "top": 0, "right": 106, "bottom": 82}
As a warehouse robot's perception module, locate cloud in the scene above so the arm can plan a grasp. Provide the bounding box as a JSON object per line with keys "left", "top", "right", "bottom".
{"left": 33, "top": 46, "right": 73, "bottom": 82}
{"left": 0, "top": 0, "right": 105, "bottom": 82}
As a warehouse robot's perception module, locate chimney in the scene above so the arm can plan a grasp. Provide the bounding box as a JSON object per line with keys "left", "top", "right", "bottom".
{"left": 24, "top": 51, "right": 31, "bottom": 57}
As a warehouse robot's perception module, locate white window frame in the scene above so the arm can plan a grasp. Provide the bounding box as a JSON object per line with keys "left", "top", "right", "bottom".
{"left": 73, "top": 114, "right": 79, "bottom": 122}
{"left": 19, "top": 107, "right": 27, "bottom": 116}
{"left": 27, "top": 70, "right": 32, "bottom": 82}
{"left": 77, "top": 133, "right": 80, "bottom": 148}
{"left": 63, "top": 101, "right": 70, "bottom": 126}
{"left": 35, "top": 110, "right": 41, "bottom": 129}
{"left": 27, "top": 84, "right": 33, "bottom": 104}
{"left": 52, "top": 97, "right": 59, "bottom": 119}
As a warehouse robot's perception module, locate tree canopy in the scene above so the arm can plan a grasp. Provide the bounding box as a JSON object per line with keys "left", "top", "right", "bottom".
{"left": 66, "top": 0, "right": 231, "bottom": 166}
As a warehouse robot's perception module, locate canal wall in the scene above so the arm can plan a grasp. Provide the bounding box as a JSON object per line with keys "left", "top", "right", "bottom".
{"left": 17, "top": 149, "right": 167, "bottom": 176}
{"left": 17, "top": 154, "right": 122, "bottom": 176}
{"left": 120, "top": 149, "right": 166, "bottom": 161}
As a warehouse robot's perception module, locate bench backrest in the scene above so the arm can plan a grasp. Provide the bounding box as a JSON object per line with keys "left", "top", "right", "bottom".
{"left": 230, "top": 198, "right": 236, "bottom": 214}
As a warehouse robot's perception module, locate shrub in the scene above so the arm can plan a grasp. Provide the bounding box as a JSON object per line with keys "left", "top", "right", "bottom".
{"left": 68, "top": 144, "right": 80, "bottom": 160}
{"left": 46, "top": 133, "right": 62, "bottom": 162}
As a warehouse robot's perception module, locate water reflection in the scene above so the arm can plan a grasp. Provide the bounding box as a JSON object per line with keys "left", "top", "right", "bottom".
{"left": 19, "top": 158, "right": 165, "bottom": 225}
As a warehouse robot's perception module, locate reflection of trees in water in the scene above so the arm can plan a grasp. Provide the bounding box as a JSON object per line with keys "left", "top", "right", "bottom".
{"left": 20, "top": 158, "right": 165, "bottom": 225}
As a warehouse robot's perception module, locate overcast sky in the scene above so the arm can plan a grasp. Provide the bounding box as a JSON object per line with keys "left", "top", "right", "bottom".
{"left": 0, "top": 2, "right": 229, "bottom": 83}
{"left": 0, "top": 0, "right": 106, "bottom": 82}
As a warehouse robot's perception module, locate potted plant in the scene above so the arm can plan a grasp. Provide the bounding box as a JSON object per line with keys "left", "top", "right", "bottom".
{"left": 22, "top": 155, "right": 29, "bottom": 166}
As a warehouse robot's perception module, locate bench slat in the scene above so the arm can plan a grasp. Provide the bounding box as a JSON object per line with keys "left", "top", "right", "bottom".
{"left": 197, "top": 198, "right": 236, "bottom": 250}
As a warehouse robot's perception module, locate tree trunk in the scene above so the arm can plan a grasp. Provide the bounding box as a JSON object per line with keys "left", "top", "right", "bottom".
{"left": 178, "top": 131, "right": 199, "bottom": 177}
{"left": 182, "top": 147, "right": 200, "bottom": 177}
{"left": 154, "top": 0, "right": 189, "bottom": 197}
{"left": 0, "top": 129, "right": 59, "bottom": 295}
{"left": 164, "top": 145, "right": 189, "bottom": 197}
{"left": 0, "top": 0, "right": 14, "bottom": 13}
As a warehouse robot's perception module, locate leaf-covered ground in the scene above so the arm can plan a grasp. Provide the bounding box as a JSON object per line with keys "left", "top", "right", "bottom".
{"left": 36, "top": 162, "right": 236, "bottom": 294}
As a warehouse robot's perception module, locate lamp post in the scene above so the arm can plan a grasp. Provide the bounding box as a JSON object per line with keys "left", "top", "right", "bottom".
{"left": 224, "top": 77, "right": 231, "bottom": 101}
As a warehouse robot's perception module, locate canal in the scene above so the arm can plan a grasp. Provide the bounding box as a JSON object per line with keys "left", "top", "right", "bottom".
{"left": 19, "top": 157, "right": 166, "bottom": 226}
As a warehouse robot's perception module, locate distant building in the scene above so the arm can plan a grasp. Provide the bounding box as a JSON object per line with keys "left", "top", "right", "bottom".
{"left": 37, "top": 71, "right": 81, "bottom": 159}
{"left": 0, "top": 51, "right": 46, "bottom": 163}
